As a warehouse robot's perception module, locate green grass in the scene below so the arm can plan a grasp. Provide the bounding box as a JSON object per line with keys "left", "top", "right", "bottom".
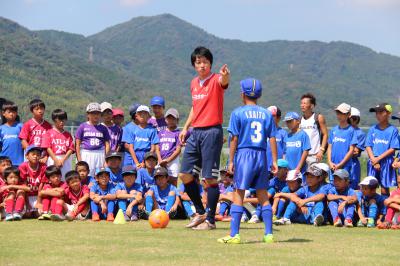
{"left": 1, "top": 220, "right": 399, "bottom": 265}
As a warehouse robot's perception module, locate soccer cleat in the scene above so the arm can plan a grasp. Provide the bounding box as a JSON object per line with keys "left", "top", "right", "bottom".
{"left": 65, "top": 212, "right": 76, "bottom": 221}
{"left": 217, "top": 234, "right": 241, "bottom": 244}
{"left": 272, "top": 215, "right": 278, "bottom": 222}
{"left": 13, "top": 213, "right": 22, "bottom": 221}
{"left": 357, "top": 220, "right": 366, "bottom": 227}
{"left": 241, "top": 213, "right": 249, "bottom": 223}
{"left": 50, "top": 214, "right": 65, "bottom": 221}
{"left": 367, "top": 218, "right": 375, "bottom": 228}
{"left": 263, "top": 234, "right": 274, "bottom": 244}
{"left": 124, "top": 213, "right": 130, "bottom": 222}
{"left": 344, "top": 218, "right": 353, "bottom": 228}
{"left": 313, "top": 214, "right": 324, "bottom": 226}
{"left": 130, "top": 214, "right": 139, "bottom": 221}
{"left": 248, "top": 214, "right": 261, "bottom": 224}
{"left": 92, "top": 212, "right": 100, "bottom": 222}
{"left": 274, "top": 218, "right": 291, "bottom": 225}
{"left": 333, "top": 217, "right": 343, "bottom": 227}
{"left": 185, "top": 213, "right": 207, "bottom": 228}
{"left": 5, "top": 213, "right": 14, "bottom": 221}
{"left": 192, "top": 220, "right": 216, "bottom": 230}
{"left": 106, "top": 213, "right": 115, "bottom": 222}
{"left": 38, "top": 213, "right": 51, "bottom": 220}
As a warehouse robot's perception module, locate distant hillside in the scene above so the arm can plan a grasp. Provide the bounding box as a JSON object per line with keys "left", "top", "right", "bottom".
{"left": 1, "top": 14, "right": 400, "bottom": 125}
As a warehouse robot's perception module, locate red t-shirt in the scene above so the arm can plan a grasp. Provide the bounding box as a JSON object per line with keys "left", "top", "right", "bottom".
{"left": 0, "top": 177, "right": 6, "bottom": 201}
{"left": 18, "top": 162, "right": 48, "bottom": 196}
{"left": 42, "top": 182, "right": 67, "bottom": 191}
{"left": 64, "top": 185, "right": 89, "bottom": 205}
{"left": 19, "top": 118, "right": 52, "bottom": 147}
{"left": 43, "top": 128, "right": 74, "bottom": 155}
{"left": 390, "top": 188, "right": 400, "bottom": 198}
{"left": 191, "top": 73, "right": 228, "bottom": 128}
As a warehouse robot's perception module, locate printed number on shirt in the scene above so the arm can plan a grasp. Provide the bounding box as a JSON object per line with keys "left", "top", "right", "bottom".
{"left": 34, "top": 136, "right": 41, "bottom": 146}
{"left": 251, "top": 121, "right": 262, "bottom": 143}
{"left": 55, "top": 145, "right": 66, "bottom": 154}
{"left": 161, "top": 143, "right": 170, "bottom": 151}
{"left": 90, "top": 138, "right": 100, "bottom": 146}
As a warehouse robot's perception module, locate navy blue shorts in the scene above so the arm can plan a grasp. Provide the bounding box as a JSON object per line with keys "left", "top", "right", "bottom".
{"left": 234, "top": 148, "right": 269, "bottom": 190}
{"left": 180, "top": 125, "right": 223, "bottom": 179}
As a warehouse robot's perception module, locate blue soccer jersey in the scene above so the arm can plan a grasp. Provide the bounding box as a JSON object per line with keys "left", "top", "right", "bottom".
{"left": 281, "top": 185, "right": 301, "bottom": 193}
{"left": 268, "top": 177, "right": 287, "bottom": 196}
{"left": 296, "top": 185, "right": 325, "bottom": 207}
{"left": 90, "top": 182, "right": 116, "bottom": 196}
{"left": 328, "top": 186, "right": 355, "bottom": 198}
{"left": 365, "top": 124, "right": 399, "bottom": 156}
{"left": 150, "top": 184, "right": 178, "bottom": 208}
{"left": 328, "top": 125, "right": 357, "bottom": 168}
{"left": 0, "top": 122, "right": 24, "bottom": 166}
{"left": 356, "top": 191, "right": 387, "bottom": 217}
{"left": 267, "top": 127, "right": 287, "bottom": 170}
{"left": 130, "top": 125, "right": 160, "bottom": 152}
{"left": 122, "top": 122, "right": 138, "bottom": 166}
{"left": 116, "top": 182, "right": 143, "bottom": 194}
{"left": 228, "top": 105, "right": 276, "bottom": 150}
{"left": 284, "top": 130, "right": 311, "bottom": 172}
{"left": 353, "top": 127, "right": 366, "bottom": 153}
{"left": 136, "top": 168, "right": 155, "bottom": 193}
{"left": 106, "top": 167, "right": 123, "bottom": 185}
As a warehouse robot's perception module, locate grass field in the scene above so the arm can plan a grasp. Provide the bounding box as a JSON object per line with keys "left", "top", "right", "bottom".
{"left": 1, "top": 219, "right": 399, "bottom": 265}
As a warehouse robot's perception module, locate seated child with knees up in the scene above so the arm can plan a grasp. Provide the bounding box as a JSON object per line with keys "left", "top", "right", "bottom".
{"left": 272, "top": 170, "right": 303, "bottom": 222}
{"left": 179, "top": 176, "right": 205, "bottom": 219}
{"left": 75, "top": 161, "right": 95, "bottom": 188}
{"left": 1, "top": 166, "right": 30, "bottom": 221}
{"left": 145, "top": 166, "right": 179, "bottom": 218}
{"left": 356, "top": 176, "right": 386, "bottom": 228}
{"left": 90, "top": 168, "right": 116, "bottom": 222}
{"left": 274, "top": 165, "right": 326, "bottom": 226}
{"left": 327, "top": 169, "right": 357, "bottom": 228}
{"left": 215, "top": 168, "right": 234, "bottom": 222}
{"left": 136, "top": 152, "right": 157, "bottom": 194}
{"left": 38, "top": 165, "right": 67, "bottom": 221}
{"left": 18, "top": 145, "right": 47, "bottom": 218}
{"left": 116, "top": 165, "right": 143, "bottom": 222}
{"left": 104, "top": 151, "right": 123, "bottom": 185}
{"left": 379, "top": 175, "right": 400, "bottom": 229}
{"left": 63, "top": 170, "right": 90, "bottom": 221}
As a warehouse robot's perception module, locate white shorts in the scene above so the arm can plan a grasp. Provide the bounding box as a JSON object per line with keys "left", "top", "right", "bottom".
{"left": 80, "top": 149, "right": 105, "bottom": 177}
{"left": 22, "top": 196, "right": 38, "bottom": 215}
{"left": 66, "top": 204, "right": 89, "bottom": 220}
{"left": 167, "top": 157, "right": 180, "bottom": 178}
{"left": 47, "top": 155, "right": 72, "bottom": 181}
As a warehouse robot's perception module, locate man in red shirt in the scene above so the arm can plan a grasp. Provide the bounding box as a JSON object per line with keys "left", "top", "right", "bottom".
{"left": 179, "top": 46, "right": 230, "bottom": 230}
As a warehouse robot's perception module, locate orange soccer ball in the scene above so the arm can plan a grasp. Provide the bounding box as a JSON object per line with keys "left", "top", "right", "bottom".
{"left": 149, "top": 209, "right": 169, "bottom": 229}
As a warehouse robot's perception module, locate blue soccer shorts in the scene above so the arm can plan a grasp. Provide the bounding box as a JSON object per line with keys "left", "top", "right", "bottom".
{"left": 367, "top": 157, "right": 397, "bottom": 188}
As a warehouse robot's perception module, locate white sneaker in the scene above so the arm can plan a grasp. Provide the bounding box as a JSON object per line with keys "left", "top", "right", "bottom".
{"left": 274, "top": 218, "right": 291, "bottom": 225}
{"left": 241, "top": 213, "right": 249, "bottom": 223}
{"left": 313, "top": 214, "right": 324, "bottom": 226}
{"left": 248, "top": 214, "right": 260, "bottom": 224}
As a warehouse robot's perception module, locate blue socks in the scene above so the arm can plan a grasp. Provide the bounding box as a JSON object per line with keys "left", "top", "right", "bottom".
{"left": 328, "top": 201, "right": 339, "bottom": 220}
{"left": 261, "top": 205, "right": 273, "bottom": 235}
{"left": 276, "top": 200, "right": 286, "bottom": 218}
{"left": 369, "top": 203, "right": 378, "bottom": 219}
{"left": 206, "top": 185, "right": 220, "bottom": 224}
{"left": 182, "top": 201, "right": 194, "bottom": 217}
{"left": 166, "top": 195, "right": 176, "bottom": 212}
{"left": 230, "top": 204, "right": 243, "bottom": 237}
{"left": 145, "top": 195, "right": 153, "bottom": 213}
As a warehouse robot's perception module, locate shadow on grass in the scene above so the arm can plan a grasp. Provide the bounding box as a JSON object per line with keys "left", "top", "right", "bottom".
{"left": 241, "top": 238, "right": 312, "bottom": 244}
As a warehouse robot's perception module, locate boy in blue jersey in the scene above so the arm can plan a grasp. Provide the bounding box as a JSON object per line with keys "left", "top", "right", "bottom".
{"left": 268, "top": 159, "right": 289, "bottom": 199}
{"left": 215, "top": 168, "right": 234, "bottom": 222}
{"left": 272, "top": 170, "right": 303, "bottom": 221}
{"left": 179, "top": 177, "right": 205, "bottom": 219}
{"left": 116, "top": 165, "right": 143, "bottom": 221}
{"left": 127, "top": 105, "right": 161, "bottom": 169}
{"left": 136, "top": 152, "right": 157, "bottom": 195}
{"left": 327, "top": 169, "right": 357, "bottom": 227}
{"left": 366, "top": 103, "right": 400, "bottom": 195}
{"left": 356, "top": 176, "right": 386, "bottom": 228}
{"left": 217, "top": 78, "right": 277, "bottom": 244}
{"left": 391, "top": 113, "right": 400, "bottom": 182}
{"left": 349, "top": 107, "right": 366, "bottom": 189}
{"left": 122, "top": 103, "right": 140, "bottom": 166}
{"left": 266, "top": 106, "right": 287, "bottom": 173}
{"left": 145, "top": 166, "right": 180, "bottom": 218}
{"left": 105, "top": 151, "right": 123, "bottom": 185}
{"left": 284, "top": 112, "right": 311, "bottom": 181}
{"left": 275, "top": 165, "right": 325, "bottom": 226}
{"left": 327, "top": 103, "right": 357, "bottom": 184}
{"left": 90, "top": 167, "right": 116, "bottom": 222}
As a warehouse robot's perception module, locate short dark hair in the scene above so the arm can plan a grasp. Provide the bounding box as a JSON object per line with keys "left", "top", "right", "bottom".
{"left": 45, "top": 165, "right": 62, "bottom": 178}
{"left": 29, "top": 99, "right": 46, "bottom": 112}
{"left": 0, "top": 156, "right": 12, "bottom": 165}
{"left": 2, "top": 100, "right": 18, "bottom": 113}
{"left": 350, "top": 116, "right": 360, "bottom": 125}
{"left": 191, "top": 46, "right": 213, "bottom": 67}
{"left": 65, "top": 170, "right": 80, "bottom": 184}
{"left": 51, "top": 109, "right": 68, "bottom": 121}
{"left": 75, "top": 161, "right": 90, "bottom": 171}
{"left": 3, "top": 166, "right": 20, "bottom": 180}
{"left": 301, "top": 93, "right": 316, "bottom": 106}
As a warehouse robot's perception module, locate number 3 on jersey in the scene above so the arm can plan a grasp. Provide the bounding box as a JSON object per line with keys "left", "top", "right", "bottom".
{"left": 251, "top": 121, "right": 262, "bottom": 143}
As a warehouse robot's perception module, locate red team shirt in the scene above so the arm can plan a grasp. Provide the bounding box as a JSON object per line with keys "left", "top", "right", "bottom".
{"left": 18, "top": 162, "right": 48, "bottom": 196}
{"left": 64, "top": 185, "right": 89, "bottom": 205}
{"left": 190, "top": 73, "right": 228, "bottom": 128}
{"left": 43, "top": 128, "right": 74, "bottom": 155}
{"left": 19, "top": 118, "right": 52, "bottom": 147}
{"left": 42, "top": 182, "right": 67, "bottom": 191}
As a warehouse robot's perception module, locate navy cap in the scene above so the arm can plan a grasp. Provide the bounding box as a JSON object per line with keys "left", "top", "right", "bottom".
{"left": 95, "top": 167, "right": 110, "bottom": 176}
{"left": 26, "top": 145, "right": 43, "bottom": 154}
{"left": 284, "top": 112, "right": 301, "bottom": 121}
{"left": 392, "top": 112, "right": 400, "bottom": 120}
{"left": 129, "top": 103, "right": 141, "bottom": 117}
{"left": 122, "top": 165, "right": 137, "bottom": 176}
{"left": 105, "top": 151, "right": 122, "bottom": 160}
{"left": 150, "top": 96, "right": 165, "bottom": 107}
{"left": 144, "top": 151, "right": 157, "bottom": 160}
{"left": 240, "top": 78, "right": 262, "bottom": 99}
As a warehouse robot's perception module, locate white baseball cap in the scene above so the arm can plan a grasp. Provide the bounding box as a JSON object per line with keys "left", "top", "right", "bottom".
{"left": 314, "top": 163, "right": 330, "bottom": 174}
{"left": 86, "top": 102, "right": 101, "bottom": 113}
{"left": 335, "top": 103, "right": 351, "bottom": 114}
{"left": 286, "top": 170, "right": 303, "bottom": 182}
{"left": 359, "top": 176, "right": 379, "bottom": 186}
{"left": 350, "top": 107, "right": 361, "bottom": 117}
{"left": 136, "top": 105, "right": 150, "bottom": 114}
{"left": 165, "top": 108, "right": 179, "bottom": 119}
{"left": 100, "top": 102, "right": 113, "bottom": 112}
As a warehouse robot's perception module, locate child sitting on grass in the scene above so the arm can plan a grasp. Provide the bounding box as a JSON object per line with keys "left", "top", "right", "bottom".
{"left": 378, "top": 175, "right": 400, "bottom": 229}
{"left": 1, "top": 166, "right": 30, "bottom": 221}
{"left": 90, "top": 167, "right": 116, "bottom": 222}
{"left": 63, "top": 170, "right": 90, "bottom": 221}
{"left": 75, "top": 161, "right": 95, "bottom": 188}
{"left": 116, "top": 165, "right": 143, "bottom": 221}
{"left": 215, "top": 168, "right": 234, "bottom": 222}
{"left": 179, "top": 176, "right": 205, "bottom": 219}
{"left": 356, "top": 176, "right": 386, "bottom": 228}
{"left": 327, "top": 169, "right": 357, "bottom": 228}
